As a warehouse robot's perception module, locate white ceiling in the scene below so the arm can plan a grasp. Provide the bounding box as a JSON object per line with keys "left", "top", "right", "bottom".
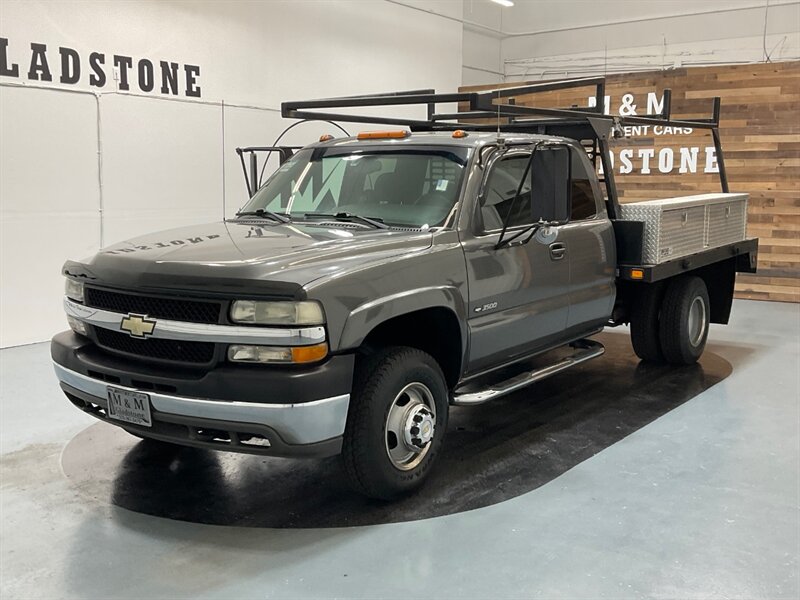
{"left": 463, "top": 0, "right": 799, "bottom": 36}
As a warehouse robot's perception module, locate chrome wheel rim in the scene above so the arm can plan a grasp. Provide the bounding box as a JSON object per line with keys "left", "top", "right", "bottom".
{"left": 688, "top": 296, "right": 707, "bottom": 347}
{"left": 384, "top": 382, "right": 436, "bottom": 471}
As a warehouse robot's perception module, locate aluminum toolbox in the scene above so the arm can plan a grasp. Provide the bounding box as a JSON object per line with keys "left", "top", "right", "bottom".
{"left": 618, "top": 193, "right": 749, "bottom": 264}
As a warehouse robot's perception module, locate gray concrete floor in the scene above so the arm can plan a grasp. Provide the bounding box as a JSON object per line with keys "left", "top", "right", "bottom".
{"left": 1, "top": 299, "right": 798, "bottom": 599}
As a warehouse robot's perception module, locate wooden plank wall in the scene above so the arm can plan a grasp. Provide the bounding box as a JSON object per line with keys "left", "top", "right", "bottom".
{"left": 460, "top": 62, "right": 800, "bottom": 302}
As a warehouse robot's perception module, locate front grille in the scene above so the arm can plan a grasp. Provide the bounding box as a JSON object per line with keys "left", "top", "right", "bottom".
{"left": 85, "top": 288, "right": 222, "bottom": 324}
{"left": 94, "top": 327, "right": 215, "bottom": 364}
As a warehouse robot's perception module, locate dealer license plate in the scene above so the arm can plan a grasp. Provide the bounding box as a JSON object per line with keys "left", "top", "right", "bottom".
{"left": 107, "top": 386, "right": 152, "bottom": 427}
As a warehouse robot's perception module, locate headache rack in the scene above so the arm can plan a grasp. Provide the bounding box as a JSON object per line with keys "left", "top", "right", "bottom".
{"left": 280, "top": 77, "right": 729, "bottom": 221}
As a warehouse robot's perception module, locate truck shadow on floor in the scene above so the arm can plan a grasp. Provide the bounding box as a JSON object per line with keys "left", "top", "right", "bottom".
{"left": 60, "top": 332, "right": 731, "bottom": 528}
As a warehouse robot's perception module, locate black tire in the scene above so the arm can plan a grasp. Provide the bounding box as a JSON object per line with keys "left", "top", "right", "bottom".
{"left": 341, "top": 347, "right": 449, "bottom": 500}
{"left": 630, "top": 282, "right": 665, "bottom": 362}
{"left": 659, "top": 276, "right": 710, "bottom": 365}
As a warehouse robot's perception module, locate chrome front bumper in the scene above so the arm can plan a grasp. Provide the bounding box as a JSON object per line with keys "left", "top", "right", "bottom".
{"left": 53, "top": 362, "right": 350, "bottom": 456}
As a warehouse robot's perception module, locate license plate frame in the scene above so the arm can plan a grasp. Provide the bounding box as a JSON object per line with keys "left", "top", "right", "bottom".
{"left": 106, "top": 386, "right": 152, "bottom": 427}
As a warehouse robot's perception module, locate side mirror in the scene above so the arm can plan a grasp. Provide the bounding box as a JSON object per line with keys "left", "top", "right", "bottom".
{"left": 531, "top": 146, "right": 570, "bottom": 223}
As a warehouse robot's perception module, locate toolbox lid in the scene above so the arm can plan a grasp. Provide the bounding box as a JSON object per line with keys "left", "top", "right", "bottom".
{"left": 620, "top": 193, "right": 749, "bottom": 211}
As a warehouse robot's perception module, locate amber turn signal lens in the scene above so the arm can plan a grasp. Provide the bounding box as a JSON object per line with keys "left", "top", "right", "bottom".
{"left": 228, "top": 342, "right": 328, "bottom": 364}
{"left": 630, "top": 268, "right": 645, "bottom": 280}
{"left": 291, "top": 343, "right": 329, "bottom": 364}
{"left": 357, "top": 130, "right": 410, "bottom": 140}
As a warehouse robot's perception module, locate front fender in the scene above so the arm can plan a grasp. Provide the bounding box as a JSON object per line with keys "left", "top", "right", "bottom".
{"left": 339, "top": 285, "right": 468, "bottom": 355}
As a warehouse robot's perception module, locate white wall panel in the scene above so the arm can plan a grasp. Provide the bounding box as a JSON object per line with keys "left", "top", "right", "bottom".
{"left": 398, "top": 0, "right": 464, "bottom": 21}
{"left": 0, "top": 0, "right": 463, "bottom": 104}
{"left": 0, "top": 86, "right": 100, "bottom": 347}
{"left": 461, "top": 0, "right": 502, "bottom": 86}
{"left": 462, "top": 29, "right": 503, "bottom": 86}
{"left": 99, "top": 94, "right": 223, "bottom": 244}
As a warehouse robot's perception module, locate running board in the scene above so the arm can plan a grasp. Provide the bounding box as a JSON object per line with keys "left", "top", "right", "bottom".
{"left": 452, "top": 339, "right": 605, "bottom": 406}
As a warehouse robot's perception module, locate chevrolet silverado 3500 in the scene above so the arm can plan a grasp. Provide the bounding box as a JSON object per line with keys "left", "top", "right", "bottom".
{"left": 52, "top": 79, "right": 758, "bottom": 499}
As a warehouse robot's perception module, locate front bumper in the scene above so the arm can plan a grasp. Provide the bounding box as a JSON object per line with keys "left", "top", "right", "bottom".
{"left": 51, "top": 331, "right": 354, "bottom": 457}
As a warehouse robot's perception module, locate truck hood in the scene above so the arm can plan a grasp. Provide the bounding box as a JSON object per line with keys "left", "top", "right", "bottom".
{"left": 68, "top": 220, "right": 433, "bottom": 297}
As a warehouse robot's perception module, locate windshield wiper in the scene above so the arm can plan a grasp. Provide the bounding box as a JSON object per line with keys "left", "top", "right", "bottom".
{"left": 235, "top": 208, "right": 291, "bottom": 223}
{"left": 303, "top": 212, "right": 389, "bottom": 229}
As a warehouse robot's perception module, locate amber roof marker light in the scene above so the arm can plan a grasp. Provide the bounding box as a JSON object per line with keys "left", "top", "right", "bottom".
{"left": 357, "top": 130, "right": 411, "bottom": 140}
{"left": 452, "top": 130, "right": 468, "bottom": 138}
{"left": 319, "top": 134, "right": 335, "bottom": 142}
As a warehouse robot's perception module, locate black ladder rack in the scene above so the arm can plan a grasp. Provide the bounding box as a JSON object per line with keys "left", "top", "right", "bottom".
{"left": 281, "top": 77, "right": 729, "bottom": 220}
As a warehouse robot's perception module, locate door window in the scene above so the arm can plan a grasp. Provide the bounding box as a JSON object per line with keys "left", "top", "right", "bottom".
{"left": 481, "top": 154, "right": 533, "bottom": 231}
{"left": 570, "top": 152, "right": 598, "bottom": 221}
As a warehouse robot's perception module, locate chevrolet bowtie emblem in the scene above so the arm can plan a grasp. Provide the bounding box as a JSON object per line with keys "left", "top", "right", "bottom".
{"left": 120, "top": 313, "right": 157, "bottom": 338}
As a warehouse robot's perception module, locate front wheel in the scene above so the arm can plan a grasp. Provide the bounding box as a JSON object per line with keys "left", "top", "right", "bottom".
{"left": 659, "top": 276, "right": 710, "bottom": 365}
{"left": 341, "top": 347, "right": 449, "bottom": 500}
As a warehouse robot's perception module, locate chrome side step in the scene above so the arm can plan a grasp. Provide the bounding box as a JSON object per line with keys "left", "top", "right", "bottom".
{"left": 452, "top": 339, "right": 605, "bottom": 406}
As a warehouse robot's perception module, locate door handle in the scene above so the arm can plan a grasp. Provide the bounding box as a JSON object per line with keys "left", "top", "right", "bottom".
{"left": 549, "top": 242, "right": 567, "bottom": 260}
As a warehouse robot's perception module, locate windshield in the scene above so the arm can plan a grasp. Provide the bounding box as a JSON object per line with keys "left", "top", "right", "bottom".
{"left": 239, "top": 146, "right": 470, "bottom": 228}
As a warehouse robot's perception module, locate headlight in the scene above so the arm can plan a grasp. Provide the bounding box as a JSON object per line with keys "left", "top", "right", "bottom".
{"left": 227, "top": 343, "right": 328, "bottom": 364}
{"left": 230, "top": 300, "right": 324, "bottom": 325}
{"left": 65, "top": 279, "right": 84, "bottom": 303}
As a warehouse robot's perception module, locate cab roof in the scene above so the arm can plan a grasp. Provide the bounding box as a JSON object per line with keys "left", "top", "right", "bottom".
{"left": 305, "top": 131, "right": 568, "bottom": 150}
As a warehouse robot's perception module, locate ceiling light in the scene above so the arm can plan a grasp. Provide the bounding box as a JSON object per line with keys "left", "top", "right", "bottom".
{"left": 491, "top": 0, "right": 514, "bottom": 7}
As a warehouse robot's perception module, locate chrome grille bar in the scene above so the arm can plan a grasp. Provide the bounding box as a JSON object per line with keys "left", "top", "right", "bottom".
{"left": 64, "top": 297, "right": 326, "bottom": 346}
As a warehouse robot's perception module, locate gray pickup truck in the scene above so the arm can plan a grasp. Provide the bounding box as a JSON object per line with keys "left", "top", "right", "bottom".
{"left": 52, "top": 79, "right": 758, "bottom": 499}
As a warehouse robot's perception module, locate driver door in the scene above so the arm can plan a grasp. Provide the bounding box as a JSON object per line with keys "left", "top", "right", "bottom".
{"left": 462, "top": 148, "right": 570, "bottom": 376}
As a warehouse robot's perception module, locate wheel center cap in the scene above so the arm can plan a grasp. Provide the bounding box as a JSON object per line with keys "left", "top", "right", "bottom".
{"left": 403, "top": 405, "right": 435, "bottom": 450}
